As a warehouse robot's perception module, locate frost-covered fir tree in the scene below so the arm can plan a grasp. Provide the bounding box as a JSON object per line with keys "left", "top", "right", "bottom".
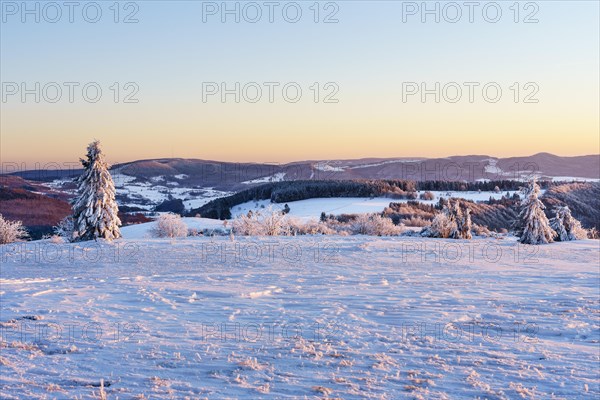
{"left": 452, "top": 200, "right": 473, "bottom": 239}
{"left": 460, "top": 206, "right": 473, "bottom": 239}
{"left": 71, "top": 140, "right": 121, "bottom": 241}
{"left": 550, "top": 206, "right": 587, "bottom": 241}
{"left": 517, "top": 179, "right": 555, "bottom": 245}
{"left": 450, "top": 200, "right": 463, "bottom": 239}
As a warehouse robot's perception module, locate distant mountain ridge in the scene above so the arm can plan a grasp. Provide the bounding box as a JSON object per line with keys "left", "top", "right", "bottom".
{"left": 8, "top": 153, "right": 598, "bottom": 190}
{"left": 2, "top": 153, "right": 599, "bottom": 238}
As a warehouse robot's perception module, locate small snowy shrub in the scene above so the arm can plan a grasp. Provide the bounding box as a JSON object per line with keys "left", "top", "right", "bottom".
{"left": 321, "top": 218, "right": 353, "bottom": 236}
{"left": 152, "top": 213, "right": 188, "bottom": 238}
{"left": 233, "top": 209, "right": 405, "bottom": 236}
{"left": 232, "top": 211, "right": 263, "bottom": 236}
{"left": 419, "top": 191, "right": 435, "bottom": 201}
{"left": 261, "top": 207, "right": 289, "bottom": 236}
{"left": 472, "top": 224, "right": 493, "bottom": 237}
{"left": 286, "top": 218, "right": 335, "bottom": 235}
{"left": 232, "top": 207, "right": 290, "bottom": 236}
{"left": 0, "top": 214, "right": 28, "bottom": 244}
{"left": 421, "top": 199, "right": 472, "bottom": 239}
{"left": 54, "top": 216, "right": 76, "bottom": 242}
{"left": 350, "top": 214, "right": 372, "bottom": 235}
{"left": 400, "top": 216, "right": 430, "bottom": 227}
{"left": 421, "top": 212, "right": 454, "bottom": 238}
{"left": 350, "top": 214, "right": 404, "bottom": 236}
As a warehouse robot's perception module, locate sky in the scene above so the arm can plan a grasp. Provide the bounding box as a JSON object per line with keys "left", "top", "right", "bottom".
{"left": 1, "top": 0, "right": 599, "bottom": 167}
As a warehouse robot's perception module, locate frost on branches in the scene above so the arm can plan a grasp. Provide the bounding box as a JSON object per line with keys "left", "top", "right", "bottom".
{"left": 454, "top": 201, "right": 473, "bottom": 240}
{"left": 71, "top": 140, "right": 122, "bottom": 241}
{"left": 152, "top": 213, "right": 188, "bottom": 238}
{"left": 53, "top": 216, "right": 75, "bottom": 242}
{"left": 550, "top": 206, "right": 587, "bottom": 241}
{"left": 421, "top": 199, "right": 472, "bottom": 239}
{"left": 232, "top": 207, "right": 289, "bottom": 236}
{"left": 350, "top": 214, "right": 404, "bottom": 236}
{"left": 517, "top": 179, "right": 555, "bottom": 245}
{"left": 0, "top": 214, "right": 28, "bottom": 244}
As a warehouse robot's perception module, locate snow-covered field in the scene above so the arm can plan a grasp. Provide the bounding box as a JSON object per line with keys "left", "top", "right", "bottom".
{"left": 121, "top": 218, "right": 229, "bottom": 239}
{"left": 232, "top": 191, "right": 520, "bottom": 221}
{"left": 1, "top": 236, "right": 598, "bottom": 399}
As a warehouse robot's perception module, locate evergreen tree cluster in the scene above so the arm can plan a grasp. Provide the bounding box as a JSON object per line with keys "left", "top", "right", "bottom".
{"left": 416, "top": 180, "right": 531, "bottom": 192}
{"left": 190, "top": 180, "right": 417, "bottom": 220}
{"left": 190, "top": 178, "right": 561, "bottom": 221}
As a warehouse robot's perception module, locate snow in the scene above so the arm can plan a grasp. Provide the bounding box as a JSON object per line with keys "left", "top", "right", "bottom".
{"left": 121, "top": 218, "right": 229, "bottom": 239}
{"left": 173, "top": 187, "right": 232, "bottom": 211}
{"left": 551, "top": 176, "right": 600, "bottom": 183}
{"left": 313, "top": 162, "right": 345, "bottom": 172}
{"left": 1, "top": 236, "right": 598, "bottom": 398}
{"left": 242, "top": 172, "right": 286, "bottom": 184}
{"left": 484, "top": 158, "right": 502, "bottom": 175}
{"left": 150, "top": 175, "right": 166, "bottom": 183}
{"left": 347, "top": 159, "right": 423, "bottom": 169}
{"left": 46, "top": 174, "right": 231, "bottom": 212}
{"left": 231, "top": 191, "right": 520, "bottom": 220}
{"left": 232, "top": 198, "right": 395, "bottom": 220}
{"left": 44, "top": 178, "right": 77, "bottom": 195}
{"left": 111, "top": 173, "right": 137, "bottom": 186}
{"left": 113, "top": 176, "right": 231, "bottom": 211}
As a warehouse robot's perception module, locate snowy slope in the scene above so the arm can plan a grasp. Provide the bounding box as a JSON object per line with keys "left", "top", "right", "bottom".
{"left": 120, "top": 218, "right": 230, "bottom": 239}
{"left": 231, "top": 191, "right": 520, "bottom": 220}
{"left": 1, "top": 236, "right": 598, "bottom": 399}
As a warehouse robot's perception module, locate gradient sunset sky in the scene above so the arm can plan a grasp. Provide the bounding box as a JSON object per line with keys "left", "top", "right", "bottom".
{"left": 1, "top": 1, "right": 599, "bottom": 166}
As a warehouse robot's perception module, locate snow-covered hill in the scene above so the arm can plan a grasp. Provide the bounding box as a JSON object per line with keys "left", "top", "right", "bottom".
{"left": 1, "top": 236, "right": 598, "bottom": 399}
{"left": 45, "top": 174, "right": 232, "bottom": 212}
{"left": 231, "top": 191, "right": 521, "bottom": 221}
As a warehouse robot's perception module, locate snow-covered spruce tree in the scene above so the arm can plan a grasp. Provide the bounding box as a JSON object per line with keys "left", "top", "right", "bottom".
{"left": 460, "top": 207, "right": 473, "bottom": 239}
{"left": 517, "top": 179, "right": 555, "bottom": 245}
{"left": 450, "top": 200, "right": 463, "bottom": 239}
{"left": 71, "top": 140, "right": 122, "bottom": 241}
{"left": 550, "top": 206, "right": 587, "bottom": 241}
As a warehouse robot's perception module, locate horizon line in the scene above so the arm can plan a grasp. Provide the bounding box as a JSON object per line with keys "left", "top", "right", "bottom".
{"left": 3, "top": 151, "right": 599, "bottom": 172}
